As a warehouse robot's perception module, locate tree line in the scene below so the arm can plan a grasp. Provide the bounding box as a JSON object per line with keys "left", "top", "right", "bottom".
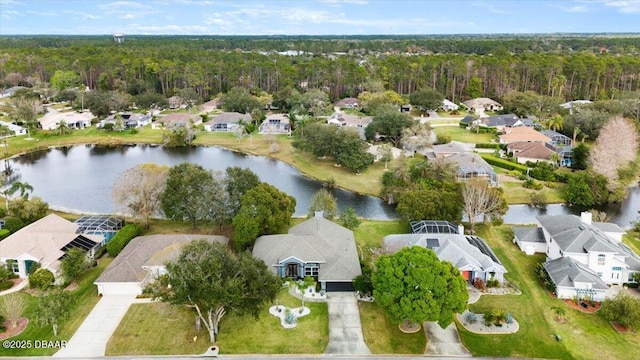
{"left": 1, "top": 37, "right": 639, "bottom": 103}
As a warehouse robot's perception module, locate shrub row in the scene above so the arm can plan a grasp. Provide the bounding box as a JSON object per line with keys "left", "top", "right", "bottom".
{"left": 480, "top": 154, "right": 528, "bottom": 173}
{"left": 106, "top": 224, "right": 142, "bottom": 257}
{"left": 475, "top": 143, "right": 503, "bottom": 149}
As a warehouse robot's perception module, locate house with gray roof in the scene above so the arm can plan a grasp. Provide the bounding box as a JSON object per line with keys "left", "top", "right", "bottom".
{"left": 259, "top": 114, "right": 290, "bottom": 134}
{"left": 543, "top": 257, "right": 608, "bottom": 301}
{"left": 384, "top": 220, "right": 507, "bottom": 284}
{"left": 462, "top": 98, "right": 503, "bottom": 115}
{"left": 541, "top": 129, "right": 572, "bottom": 147}
{"left": 535, "top": 212, "right": 638, "bottom": 293}
{"left": 441, "top": 152, "right": 499, "bottom": 185}
{"left": 335, "top": 97, "right": 360, "bottom": 109}
{"left": 0, "top": 86, "right": 28, "bottom": 98}
{"left": 252, "top": 213, "right": 361, "bottom": 292}
{"left": 512, "top": 226, "right": 547, "bottom": 255}
{"left": 94, "top": 234, "right": 228, "bottom": 295}
{"left": 204, "top": 112, "right": 251, "bottom": 132}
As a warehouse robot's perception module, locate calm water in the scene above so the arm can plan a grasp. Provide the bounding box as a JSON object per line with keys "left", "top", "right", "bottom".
{"left": 9, "top": 145, "right": 397, "bottom": 219}
{"left": 8, "top": 144, "right": 640, "bottom": 228}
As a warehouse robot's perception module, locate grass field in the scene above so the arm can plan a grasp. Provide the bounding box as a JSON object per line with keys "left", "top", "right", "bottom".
{"left": 432, "top": 126, "right": 496, "bottom": 144}
{"left": 501, "top": 180, "right": 565, "bottom": 204}
{"left": 106, "top": 288, "right": 328, "bottom": 355}
{"left": 0, "top": 257, "right": 113, "bottom": 356}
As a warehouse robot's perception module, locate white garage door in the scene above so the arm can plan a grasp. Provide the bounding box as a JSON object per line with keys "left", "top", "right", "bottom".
{"left": 96, "top": 282, "right": 142, "bottom": 295}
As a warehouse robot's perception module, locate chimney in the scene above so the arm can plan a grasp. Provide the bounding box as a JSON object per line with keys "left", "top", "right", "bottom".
{"left": 580, "top": 211, "right": 592, "bottom": 225}
{"left": 458, "top": 224, "right": 465, "bottom": 235}
{"left": 314, "top": 211, "right": 324, "bottom": 218}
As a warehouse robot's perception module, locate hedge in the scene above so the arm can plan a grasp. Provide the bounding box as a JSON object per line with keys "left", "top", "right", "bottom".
{"left": 481, "top": 154, "right": 528, "bottom": 173}
{"left": 106, "top": 224, "right": 143, "bottom": 257}
{"left": 475, "top": 143, "right": 502, "bottom": 149}
{"left": 0, "top": 229, "right": 9, "bottom": 239}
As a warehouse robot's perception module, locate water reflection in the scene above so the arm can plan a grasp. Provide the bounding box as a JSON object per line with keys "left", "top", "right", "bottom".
{"left": 11, "top": 144, "right": 397, "bottom": 219}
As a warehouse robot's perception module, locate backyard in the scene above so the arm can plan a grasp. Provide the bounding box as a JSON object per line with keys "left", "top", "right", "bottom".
{"left": 432, "top": 125, "right": 496, "bottom": 144}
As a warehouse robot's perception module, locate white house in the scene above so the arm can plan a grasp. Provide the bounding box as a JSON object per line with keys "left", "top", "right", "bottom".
{"left": 0, "top": 121, "right": 27, "bottom": 137}
{"left": 0, "top": 214, "right": 102, "bottom": 279}
{"left": 39, "top": 109, "right": 94, "bottom": 130}
{"left": 441, "top": 99, "right": 459, "bottom": 112}
{"left": 532, "top": 212, "right": 639, "bottom": 299}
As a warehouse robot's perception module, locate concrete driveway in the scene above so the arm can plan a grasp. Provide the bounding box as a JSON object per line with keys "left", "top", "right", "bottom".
{"left": 54, "top": 294, "right": 136, "bottom": 358}
{"left": 424, "top": 321, "right": 471, "bottom": 357}
{"left": 324, "top": 292, "right": 371, "bottom": 354}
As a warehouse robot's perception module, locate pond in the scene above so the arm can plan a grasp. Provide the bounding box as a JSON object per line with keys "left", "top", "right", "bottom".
{"left": 8, "top": 144, "right": 640, "bottom": 228}
{"left": 9, "top": 144, "right": 397, "bottom": 219}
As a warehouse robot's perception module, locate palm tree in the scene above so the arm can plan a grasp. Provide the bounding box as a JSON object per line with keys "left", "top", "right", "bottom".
{"left": 8, "top": 181, "right": 33, "bottom": 200}
{"left": 572, "top": 127, "right": 581, "bottom": 146}
{"left": 549, "top": 153, "right": 561, "bottom": 167}
{"left": 547, "top": 114, "right": 564, "bottom": 132}
{"left": 56, "top": 121, "right": 71, "bottom": 136}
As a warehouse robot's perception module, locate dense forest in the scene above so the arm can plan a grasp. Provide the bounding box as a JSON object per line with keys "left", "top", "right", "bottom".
{"left": 1, "top": 34, "right": 639, "bottom": 102}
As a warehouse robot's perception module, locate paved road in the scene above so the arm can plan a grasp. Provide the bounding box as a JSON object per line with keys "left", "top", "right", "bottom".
{"left": 324, "top": 292, "right": 371, "bottom": 354}
{"left": 53, "top": 294, "right": 136, "bottom": 358}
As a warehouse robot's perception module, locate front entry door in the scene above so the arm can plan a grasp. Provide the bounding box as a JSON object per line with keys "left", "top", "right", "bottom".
{"left": 286, "top": 263, "right": 299, "bottom": 279}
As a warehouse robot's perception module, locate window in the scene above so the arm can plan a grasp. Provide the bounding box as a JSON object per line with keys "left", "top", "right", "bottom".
{"left": 630, "top": 273, "right": 637, "bottom": 282}
{"left": 8, "top": 259, "right": 19, "bottom": 274}
{"left": 305, "top": 263, "right": 319, "bottom": 277}
{"left": 597, "top": 254, "right": 605, "bottom": 266}
{"left": 612, "top": 267, "right": 622, "bottom": 271}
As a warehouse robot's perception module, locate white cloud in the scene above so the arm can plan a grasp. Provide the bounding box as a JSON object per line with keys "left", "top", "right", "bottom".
{"left": 317, "top": 0, "right": 369, "bottom": 5}
{"left": 98, "top": 1, "right": 160, "bottom": 19}
{"left": 582, "top": 0, "right": 640, "bottom": 14}
{"left": 471, "top": 1, "right": 514, "bottom": 14}
{"left": 131, "top": 24, "right": 211, "bottom": 34}
{"left": 0, "top": 9, "right": 20, "bottom": 19}
{"left": 552, "top": 4, "right": 590, "bottom": 12}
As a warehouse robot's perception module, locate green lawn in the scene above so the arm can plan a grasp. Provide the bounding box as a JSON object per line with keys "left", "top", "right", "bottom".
{"left": 501, "top": 180, "right": 565, "bottom": 204}
{"left": 106, "top": 288, "right": 328, "bottom": 355}
{"left": 352, "top": 220, "right": 408, "bottom": 264}
{"left": 460, "top": 225, "right": 640, "bottom": 360}
{"left": 433, "top": 126, "right": 496, "bottom": 144}
{"left": 0, "top": 257, "right": 113, "bottom": 356}
{"left": 359, "top": 301, "right": 425, "bottom": 354}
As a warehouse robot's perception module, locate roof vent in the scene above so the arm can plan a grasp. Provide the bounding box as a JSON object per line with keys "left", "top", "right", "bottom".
{"left": 580, "top": 211, "right": 592, "bottom": 225}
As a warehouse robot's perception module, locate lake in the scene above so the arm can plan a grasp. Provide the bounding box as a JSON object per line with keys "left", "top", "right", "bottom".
{"left": 9, "top": 144, "right": 640, "bottom": 228}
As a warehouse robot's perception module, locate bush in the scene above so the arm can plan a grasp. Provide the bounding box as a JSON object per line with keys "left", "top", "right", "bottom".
{"left": 3, "top": 217, "right": 25, "bottom": 233}
{"left": 529, "top": 162, "right": 557, "bottom": 182}
{"left": 523, "top": 178, "right": 543, "bottom": 190}
{"left": 0, "top": 228, "right": 9, "bottom": 239}
{"left": 475, "top": 143, "right": 501, "bottom": 149}
{"left": 0, "top": 280, "right": 13, "bottom": 291}
{"left": 473, "top": 278, "right": 486, "bottom": 291}
{"left": 29, "top": 268, "right": 54, "bottom": 291}
{"left": 106, "top": 224, "right": 143, "bottom": 256}
{"left": 535, "top": 262, "right": 556, "bottom": 293}
{"left": 530, "top": 192, "right": 548, "bottom": 209}
{"left": 480, "top": 155, "right": 528, "bottom": 173}
{"left": 436, "top": 134, "right": 452, "bottom": 144}
{"left": 507, "top": 170, "right": 521, "bottom": 177}
{"left": 464, "top": 312, "right": 477, "bottom": 324}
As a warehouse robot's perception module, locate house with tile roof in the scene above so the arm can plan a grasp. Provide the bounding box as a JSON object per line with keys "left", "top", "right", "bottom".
{"left": 512, "top": 226, "right": 547, "bottom": 255}
{"left": 252, "top": 213, "right": 361, "bottom": 292}
{"left": 335, "top": 97, "right": 360, "bottom": 109}
{"left": 520, "top": 212, "right": 640, "bottom": 299}
{"left": 94, "top": 234, "right": 228, "bottom": 295}
{"left": 39, "top": 109, "right": 94, "bottom": 131}
{"left": 441, "top": 99, "right": 459, "bottom": 112}
{"left": 462, "top": 98, "right": 503, "bottom": 115}
{"left": 259, "top": 114, "right": 291, "bottom": 134}
{"left": 499, "top": 127, "right": 552, "bottom": 144}
{"left": 384, "top": 220, "right": 507, "bottom": 284}
{"left": 152, "top": 113, "right": 201, "bottom": 129}
{"left": 0, "top": 214, "right": 102, "bottom": 279}
{"left": 506, "top": 141, "right": 557, "bottom": 164}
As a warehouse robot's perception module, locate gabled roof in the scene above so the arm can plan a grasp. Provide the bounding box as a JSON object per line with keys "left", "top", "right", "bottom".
{"left": 543, "top": 257, "right": 608, "bottom": 290}
{"left": 1, "top": 86, "right": 28, "bottom": 96}
{"left": 513, "top": 226, "right": 546, "bottom": 243}
{"left": 537, "top": 215, "right": 640, "bottom": 270}
{"left": 383, "top": 233, "right": 506, "bottom": 274}
{"left": 507, "top": 141, "right": 556, "bottom": 160}
{"left": 500, "top": 127, "right": 551, "bottom": 143}
{"left": 328, "top": 113, "right": 372, "bottom": 127}
{"left": 159, "top": 113, "right": 199, "bottom": 124}
{"left": 39, "top": 110, "right": 95, "bottom": 130}
{"left": 95, "top": 234, "right": 228, "bottom": 283}
{"left": 335, "top": 98, "right": 359, "bottom": 107}
{"left": 443, "top": 152, "right": 496, "bottom": 178}
{"left": 432, "top": 142, "right": 467, "bottom": 156}
{"left": 211, "top": 112, "right": 251, "bottom": 124}
{"left": 460, "top": 115, "right": 475, "bottom": 124}
{"left": 253, "top": 217, "right": 361, "bottom": 282}
{"left": 462, "top": 98, "right": 502, "bottom": 109}
{"left": 0, "top": 214, "right": 102, "bottom": 273}
{"left": 483, "top": 114, "right": 518, "bottom": 127}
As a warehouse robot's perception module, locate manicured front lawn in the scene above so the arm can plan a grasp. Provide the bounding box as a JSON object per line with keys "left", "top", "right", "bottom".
{"left": 1, "top": 257, "right": 113, "bottom": 356}
{"left": 106, "top": 288, "right": 328, "bottom": 355}
{"left": 358, "top": 301, "right": 425, "bottom": 354}
{"left": 432, "top": 126, "right": 495, "bottom": 144}
{"left": 460, "top": 225, "right": 640, "bottom": 360}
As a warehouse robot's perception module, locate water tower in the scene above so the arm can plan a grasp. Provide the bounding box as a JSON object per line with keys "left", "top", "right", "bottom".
{"left": 113, "top": 33, "right": 124, "bottom": 43}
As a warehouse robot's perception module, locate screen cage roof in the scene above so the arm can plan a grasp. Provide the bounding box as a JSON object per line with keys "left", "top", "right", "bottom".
{"left": 75, "top": 215, "right": 125, "bottom": 234}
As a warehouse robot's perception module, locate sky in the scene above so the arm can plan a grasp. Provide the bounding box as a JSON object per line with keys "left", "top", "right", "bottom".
{"left": 0, "top": 0, "right": 639, "bottom": 35}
